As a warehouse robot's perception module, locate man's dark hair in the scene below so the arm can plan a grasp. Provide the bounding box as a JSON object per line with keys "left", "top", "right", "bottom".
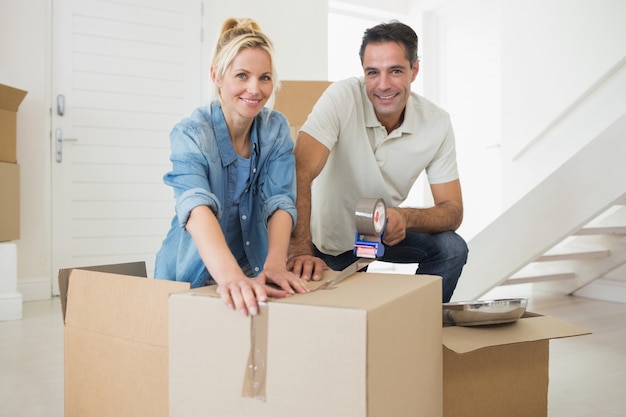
{"left": 359, "top": 20, "right": 419, "bottom": 67}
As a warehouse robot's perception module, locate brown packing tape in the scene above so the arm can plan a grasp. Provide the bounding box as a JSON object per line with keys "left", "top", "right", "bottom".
{"left": 205, "top": 272, "right": 349, "bottom": 402}
{"left": 242, "top": 302, "right": 269, "bottom": 400}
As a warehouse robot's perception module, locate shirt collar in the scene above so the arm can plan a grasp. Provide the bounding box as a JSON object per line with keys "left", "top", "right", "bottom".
{"left": 210, "top": 101, "right": 260, "bottom": 167}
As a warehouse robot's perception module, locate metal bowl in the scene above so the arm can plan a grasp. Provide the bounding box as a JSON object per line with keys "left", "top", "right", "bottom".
{"left": 442, "top": 298, "right": 528, "bottom": 326}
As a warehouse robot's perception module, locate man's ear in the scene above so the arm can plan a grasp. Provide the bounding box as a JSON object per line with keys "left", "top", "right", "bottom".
{"left": 411, "top": 60, "right": 420, "bottom": 82}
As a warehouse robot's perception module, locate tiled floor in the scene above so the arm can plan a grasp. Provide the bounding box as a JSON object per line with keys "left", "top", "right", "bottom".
{"left": 1, "top": 284, "right": 625, "bottom": 417}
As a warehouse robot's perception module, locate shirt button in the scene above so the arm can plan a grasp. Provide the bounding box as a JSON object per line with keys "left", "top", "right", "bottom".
{"left": 241, "top": 214, "right": 247, "bottom": 220}
{"left": 252, "top": 168, "right": 257, "bottom": 173}
{"left": 254, "top": 267, "right": 260, "bottom": 272}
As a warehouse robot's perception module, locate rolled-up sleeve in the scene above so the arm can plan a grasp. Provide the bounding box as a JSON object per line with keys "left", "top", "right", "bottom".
{"left": 164, "top": 120, "right": 223, "bottom": 228}
{"left": 258, "top": 117, "right": 297, "bottom": 228}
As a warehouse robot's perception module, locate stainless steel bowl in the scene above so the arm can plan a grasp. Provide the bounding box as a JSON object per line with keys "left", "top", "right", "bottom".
{"left": 442, "top": 298, "right": 528, "bottom": 326}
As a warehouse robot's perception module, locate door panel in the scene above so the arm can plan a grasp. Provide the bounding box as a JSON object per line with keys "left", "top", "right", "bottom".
{"left": 51, "top": 0, "right": 203, "bottom": 294}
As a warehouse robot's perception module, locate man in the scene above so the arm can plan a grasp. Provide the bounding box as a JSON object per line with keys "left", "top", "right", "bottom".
{"left": 287, "top": 21, "right": 468, "bottom": 302}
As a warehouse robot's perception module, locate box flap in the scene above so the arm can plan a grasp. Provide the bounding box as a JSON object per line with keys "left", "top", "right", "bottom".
{"left": 58, "top": 261, "right": 148, "bottom": 321}
{"left": 0, "top": 84, "right": 27, "bottom": 111}
{"left": 64, "top": 268, "right": 188, "bottom": 347}
{"left": 274, "top": 80, "right": 331, "bottom": 127}
{"left": 443, "top": 314, "right": 590, "bottom": 354}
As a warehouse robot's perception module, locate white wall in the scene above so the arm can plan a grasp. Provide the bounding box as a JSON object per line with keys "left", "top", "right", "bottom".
{"left": 501, "top": 0, "right": 626, "bottom": 205}
{"left": 204, "top": 1, "right": 329, "bottom": 81}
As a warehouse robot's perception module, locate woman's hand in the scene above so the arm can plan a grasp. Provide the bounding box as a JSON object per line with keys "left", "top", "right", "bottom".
{"left": 216, "top": 274, "right": 284, "bottom": 316}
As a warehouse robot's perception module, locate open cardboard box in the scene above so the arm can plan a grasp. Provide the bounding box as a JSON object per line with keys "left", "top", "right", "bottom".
{"left": 442, "top": 311, "right": 590, "bottom": 417}
{"left": 58, "top": 263, "right": 190, "bottom": 417}
{"left": 59, "top": 262, "right": 442, "bottom": 417}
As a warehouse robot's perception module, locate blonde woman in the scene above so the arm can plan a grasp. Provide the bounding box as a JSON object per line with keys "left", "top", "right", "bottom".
{"left": 155, "top": 18, "right": 308, "bottom": 315}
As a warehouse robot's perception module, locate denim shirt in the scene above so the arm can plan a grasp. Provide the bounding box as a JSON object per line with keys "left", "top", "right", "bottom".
{"left": 154, "top": 101, "right": 296, "bottom": 288}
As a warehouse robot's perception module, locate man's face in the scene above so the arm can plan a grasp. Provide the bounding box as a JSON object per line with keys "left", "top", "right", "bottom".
{"left": 362, "top": 41, "right": 419, "bottom": 124}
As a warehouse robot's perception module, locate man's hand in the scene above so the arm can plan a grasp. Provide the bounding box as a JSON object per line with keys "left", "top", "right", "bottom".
{"left": 382, "top": 207, "right": 407, "bottom": 246}
{"left": 287, "top": 253, "right": 328, "bottom": 282}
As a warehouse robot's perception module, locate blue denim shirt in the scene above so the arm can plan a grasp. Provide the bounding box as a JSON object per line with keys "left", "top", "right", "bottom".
{"left": 154, "top": 101, "right": 296, "bottom": 288}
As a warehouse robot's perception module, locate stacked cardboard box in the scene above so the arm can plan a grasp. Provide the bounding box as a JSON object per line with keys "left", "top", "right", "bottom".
{"left": 0, "top": 83, "right": 27, "bottom": 242}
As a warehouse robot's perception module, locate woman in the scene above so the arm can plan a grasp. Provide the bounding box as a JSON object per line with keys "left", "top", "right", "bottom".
{"left": 155, "top": 18, "right": 308, "bottom": 316}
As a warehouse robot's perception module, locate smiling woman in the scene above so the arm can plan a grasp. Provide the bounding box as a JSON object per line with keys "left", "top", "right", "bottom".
{"left": 154, "top": 18, "right": 310, "bottom": 316}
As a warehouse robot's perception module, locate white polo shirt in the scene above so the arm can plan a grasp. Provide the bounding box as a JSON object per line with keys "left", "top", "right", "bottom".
{"left": 301, "top": 77, "right": 459, "bottom": 255}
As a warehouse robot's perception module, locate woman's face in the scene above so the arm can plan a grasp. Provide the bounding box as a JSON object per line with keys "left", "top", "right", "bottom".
{"left": 214, "top": 47, "right": 273, "bottom": 121}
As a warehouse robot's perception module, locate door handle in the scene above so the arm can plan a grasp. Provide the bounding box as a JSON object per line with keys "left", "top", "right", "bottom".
{"left": 55, "top": 128, "right": 78, "bottom": 163}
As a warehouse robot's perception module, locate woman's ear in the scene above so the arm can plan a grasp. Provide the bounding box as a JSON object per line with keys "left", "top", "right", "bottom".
{"left": 210, "top": 66, "right": 219, "bottom": 85}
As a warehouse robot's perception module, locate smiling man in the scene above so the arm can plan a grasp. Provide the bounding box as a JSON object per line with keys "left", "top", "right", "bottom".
{"left": 287, "top": 20, "right": 468, "bottom": 302}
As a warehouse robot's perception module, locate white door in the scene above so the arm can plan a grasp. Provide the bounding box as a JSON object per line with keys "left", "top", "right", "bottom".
{"left": 51, "top": 0, "right": 205, "bottom": 294}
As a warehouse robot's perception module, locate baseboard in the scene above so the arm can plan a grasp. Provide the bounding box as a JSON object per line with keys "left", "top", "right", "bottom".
{"left": 17, "top": 277, "right": 52, "bottom": 301}
{"left": 574, "top": 278, "right": 626, "bottom": 304}
{"left": 0, "top": 293, "right": 23, "bottom": 321}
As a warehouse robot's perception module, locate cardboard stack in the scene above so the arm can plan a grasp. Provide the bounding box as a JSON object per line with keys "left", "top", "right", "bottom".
{"left": 59, "top": 261, "right": 589, "bottom": 417}
{"left": 0, "top": 83, "right": 27, "bottom": 242}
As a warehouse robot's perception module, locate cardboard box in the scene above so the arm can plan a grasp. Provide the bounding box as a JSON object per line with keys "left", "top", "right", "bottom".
{"left": 0, "top": 83, "right": 27, "bottom": 163}
{"left": 169, "top": 272, "right": 442, "bottom": 417}
{"left": 0, "top": 162, "right": 20, "bottom": 241}
{"left": 442, "top": 312, "right": 590, "bottom": 417}
{"left": 59, "top": 262, "right": 190, "bottom": 417}
{"left": 274, "top": 80, "right": 331, "bottom": 140}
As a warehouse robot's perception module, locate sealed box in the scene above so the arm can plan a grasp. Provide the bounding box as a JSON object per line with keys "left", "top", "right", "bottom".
{"left": 0, "top": 162, "right": 20, "bottom": 241}
{"left": 59, "top": 262, "right": 190, "bottom": 417}
{"left": 0, "top": 83, "right": 27, "bottom": 163}
{"left": 169, "top": 272, "right": 442, "bottom": 417}
{"left": 442, "top": 312, "right": 589, "bottom": 417}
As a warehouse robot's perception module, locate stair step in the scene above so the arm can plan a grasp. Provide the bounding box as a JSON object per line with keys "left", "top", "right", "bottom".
{"left": 575, "top": 225, "right": 626, "bottom": 236}
{"left": 536, "top": 247, "right": 610, "bottom": 261}
{"left": 502, "top": 272, "right": 576, "bottom": 286}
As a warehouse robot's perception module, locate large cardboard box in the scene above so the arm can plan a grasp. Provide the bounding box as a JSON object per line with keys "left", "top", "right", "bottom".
{"left": 0, "top": 162, "right": 20, "bottom": 241}
{"left": 0, "top": 83, "right": 27, "bottom": 163}
{"left": 169, "top": 272, "right": 442, "bottom": 417}
{"left": 59, "top": 262, "right": 190, "bottom": 417}
{"left": 442, "top": 312, "right": 590, "bottom": 417}
{"left": 274, "top": 80, "right": 331, "bottom": 140}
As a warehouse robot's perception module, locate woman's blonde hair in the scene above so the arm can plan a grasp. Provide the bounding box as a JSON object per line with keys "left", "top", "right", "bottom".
{"left": 209, "top": 18, "right": 280, "bottom": 106}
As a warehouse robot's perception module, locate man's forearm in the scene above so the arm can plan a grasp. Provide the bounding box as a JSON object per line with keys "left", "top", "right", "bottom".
{"left": 400, "top": 202, "right": 463, "bottom": 233}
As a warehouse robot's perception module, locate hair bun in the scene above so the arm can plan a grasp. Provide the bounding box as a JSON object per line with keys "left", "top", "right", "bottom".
{"left": 220, "top": 17, "right": 261, "bottom": 36}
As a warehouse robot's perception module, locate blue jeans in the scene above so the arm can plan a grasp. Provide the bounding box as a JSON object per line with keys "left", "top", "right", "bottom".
{"left": 314, "top": 231, "right": 468, "bottom": 302}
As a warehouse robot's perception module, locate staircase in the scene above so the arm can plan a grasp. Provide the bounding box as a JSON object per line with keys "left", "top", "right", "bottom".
{"left": 452, "top": 114, "right": 626, "bottom": 303}
{"left": 505, "top": 201, "right": 626, "bottom": 295}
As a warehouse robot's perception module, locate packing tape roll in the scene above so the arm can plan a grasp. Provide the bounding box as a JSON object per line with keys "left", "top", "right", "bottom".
{"left": 355, "top": 198, "right": 386, "bottom": 236}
